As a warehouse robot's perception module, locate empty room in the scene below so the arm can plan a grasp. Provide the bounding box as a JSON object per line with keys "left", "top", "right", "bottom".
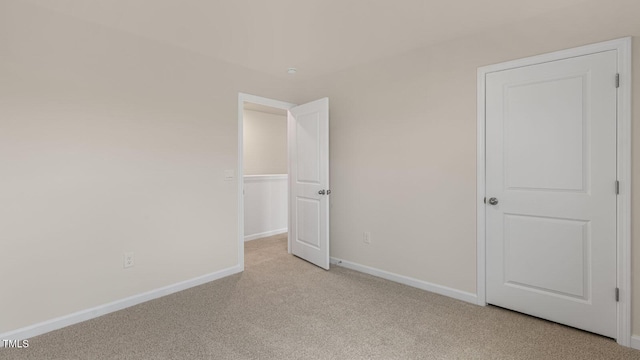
{"left": 2, "top": 0, "right": 640, "bottom": 359}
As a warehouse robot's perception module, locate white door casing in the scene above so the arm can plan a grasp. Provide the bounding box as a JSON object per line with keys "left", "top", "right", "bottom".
{"left": 289, "top": 98, "right": 330, "bottom": 270}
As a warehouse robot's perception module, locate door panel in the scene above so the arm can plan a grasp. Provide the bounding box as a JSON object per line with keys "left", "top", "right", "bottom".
{"left": 504, "top": 214, "right": 589, "bottom": 300}
{"left": 486, "top": 51, "right": 617, "bottom": 337}
{"left": 289, "top": 98, "right": 329, "bottom": 269}
{"left": 296, "top": 197, "right": 321, "bottom": 248}
{"left": 504, "top": 75, "right": 587, "bottom": 191}
{"left": 296, "top": 112, "right": 321, "bottom": 183}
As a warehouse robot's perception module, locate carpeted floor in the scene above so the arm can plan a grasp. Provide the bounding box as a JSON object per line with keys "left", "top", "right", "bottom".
{"left": 4, "top": 233, "right": 640, "bottom": 359}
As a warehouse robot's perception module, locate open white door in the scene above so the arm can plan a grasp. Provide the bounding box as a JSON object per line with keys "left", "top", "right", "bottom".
{"left": 288, "top": 98, "right": 330, "bottom": 270}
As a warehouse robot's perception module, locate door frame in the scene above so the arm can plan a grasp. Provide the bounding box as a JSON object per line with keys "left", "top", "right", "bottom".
{"left": 476, "top": 37, "right": 632, "bottom": 346}
{"left": 237, "top": 93, "right": 296, "bottom": 270}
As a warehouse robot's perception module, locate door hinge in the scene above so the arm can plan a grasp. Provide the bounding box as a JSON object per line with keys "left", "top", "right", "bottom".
{"left": 616, "top": 73, "right": 620, "bottom": 88}
{"left": 615, "top": 288, "right": 620, "bottom": 302}
{"left": 615, "top": 180, "right": 620, "bottom": 195}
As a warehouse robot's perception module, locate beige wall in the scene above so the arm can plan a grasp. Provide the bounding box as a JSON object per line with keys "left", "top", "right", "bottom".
{"left": 292, "top": 0, "right": 640, "bottom": 336}
{"left": 4, "top": 0, "right": 640, "bottom": 343}
{"left": 243, "top": 110, "right": 287, "bottom": 175}
{"left": 0, "top": 1, "right": 294, "bottom": 333}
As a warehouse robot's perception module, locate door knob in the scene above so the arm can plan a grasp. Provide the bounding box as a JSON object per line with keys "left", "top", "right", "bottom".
{"left": 488, "top": 197, "right": 499, "bottom": 205}
{"left": 318, "top": 190, "right": 326, "bottom": 195}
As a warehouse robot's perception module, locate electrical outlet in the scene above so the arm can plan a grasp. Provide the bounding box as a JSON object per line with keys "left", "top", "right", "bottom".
{"left": 124, "top": 252, "right": 134, "bottom": 268}
{"left": 363, "top": 232, "right": 371, "bottom": 244}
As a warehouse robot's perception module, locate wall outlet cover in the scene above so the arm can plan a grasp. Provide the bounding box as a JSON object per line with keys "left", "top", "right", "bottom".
{"left": 363, "top": 232, "right": 371, "bottom": 244}
{"left": 124, "top": 252, "right": 134, "bottom": 268}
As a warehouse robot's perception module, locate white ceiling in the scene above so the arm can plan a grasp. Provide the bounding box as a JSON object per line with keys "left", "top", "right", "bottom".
{"left": 27, "top": 0, "right": 591, "bottom": 80}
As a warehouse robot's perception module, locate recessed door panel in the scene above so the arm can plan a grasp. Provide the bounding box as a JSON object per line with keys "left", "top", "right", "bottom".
{"left": 296, "top": 113, "right": 321, "bottom": 184}
{"left": 505, "top": 75, "right": 587, "bottom": 192}
{"left": 296, "top": 197, "right": 320, "bottom": 249}
{"left": 504, "top": 214, "right": 589, "bottom": 300}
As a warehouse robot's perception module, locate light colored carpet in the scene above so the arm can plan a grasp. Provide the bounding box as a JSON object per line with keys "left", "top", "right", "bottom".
{"left": 3, "top": 233, "right": 640, "bottom": 359}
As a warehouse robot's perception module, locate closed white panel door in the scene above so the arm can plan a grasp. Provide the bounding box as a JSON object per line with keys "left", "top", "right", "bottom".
{"left": 289, "top": 98, "right": 330, "bottom": 270}
{"left": 486, "top": 51, "right": 618, "bottom": 337}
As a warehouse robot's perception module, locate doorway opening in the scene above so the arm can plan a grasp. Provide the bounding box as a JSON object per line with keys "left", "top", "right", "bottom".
{"left": 237, "top": 94, "right": 296, "bottom": 270}
{"left": 243, "top": 102, "right": 288, "bottom": 244}
{"left": 238, "top": 93, "right": 331, "bottom": 270}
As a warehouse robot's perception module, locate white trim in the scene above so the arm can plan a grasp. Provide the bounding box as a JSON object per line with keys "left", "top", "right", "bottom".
{"left": 244, "top": 228, "right": 288, "bottom": 242}
{"left": 615, "top": 37, "right": 632, "bottom": 348}
{"left": 630, "top": 336, "right": 640, "bottom": 350}
{"left": 331, "top": 257, "right": 478, "bottom": 304}
{"left": 476, "top": 37, "right": 632, "bottom": 347}
{"left": 244, "top": 174, "right": 288, "bottom": 182}
{"left": 0, "top": 264, "right": 242, "bottom": 344}
{"left": 238, "top": 93, "right": 296, "bottom": 268}
{"left": 476, "top": 64, "right": 487, "bottom": 307}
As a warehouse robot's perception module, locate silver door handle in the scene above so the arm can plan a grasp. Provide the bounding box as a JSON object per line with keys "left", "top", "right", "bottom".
{"left": 488, "top": 197, "right": 499, "bottom": 205}
{"left": 318, "top": 190, "right": 326, "bottom": 195}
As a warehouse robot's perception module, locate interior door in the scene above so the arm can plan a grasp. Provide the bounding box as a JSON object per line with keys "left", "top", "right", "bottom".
{"left": 289, "top": 98, "right": 330, "bottom": 270}
{"left": 485, "top": 51, "right": 618, "bottom": 337}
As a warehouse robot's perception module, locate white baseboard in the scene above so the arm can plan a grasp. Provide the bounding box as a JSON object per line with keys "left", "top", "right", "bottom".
{"left": 631, "top": 335, "right": 640, "bottom": 350}
{"left": 244, "top": 228, "right": 287, "bottom": 242}
{"left": 0, "top": 264, "right": 242, "bottom": 344}
{"left": 330, "top": 257, "right": 477, "bottom": 305}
